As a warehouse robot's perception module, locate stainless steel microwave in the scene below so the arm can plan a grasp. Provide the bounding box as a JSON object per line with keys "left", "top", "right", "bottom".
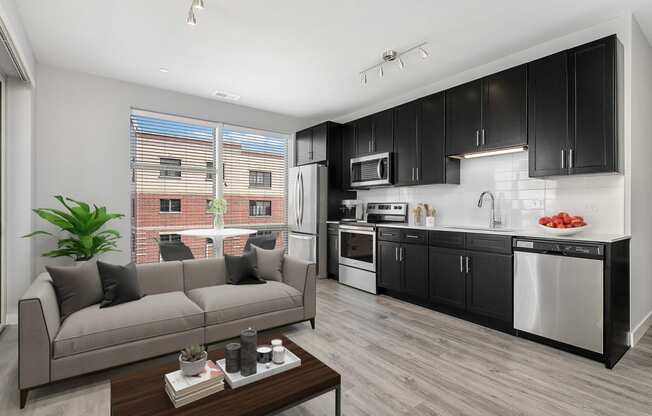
{"left": 350, "top": 152, "right": 393, "bottom": 188}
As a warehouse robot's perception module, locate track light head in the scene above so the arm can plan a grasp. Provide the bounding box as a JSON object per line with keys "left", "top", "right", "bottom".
{"left": 378, "top": 66, "right": 384, "bottom": 78}
{"left": 192, "top": 0, "right": 205, "bottom": 9}
{"left": 186, "top": 7, "right": 197, "bottom": 25}
{"left": 398, "top": 57, "right": 405, "bottom": 69}
{"left": 360, "top": 72, "right": 367, "bottom": 85}
{"left": 419, "top": 47, "right": 429, "bottom": 59}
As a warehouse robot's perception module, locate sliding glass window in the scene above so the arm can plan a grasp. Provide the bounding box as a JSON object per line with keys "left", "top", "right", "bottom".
{"left": 130, "top": 111, "right": 288, "bottom": 263}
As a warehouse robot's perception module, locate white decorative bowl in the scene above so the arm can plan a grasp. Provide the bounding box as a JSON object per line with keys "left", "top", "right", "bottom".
{"left": 537, "top": 223, "right": 590, "bottom": 236}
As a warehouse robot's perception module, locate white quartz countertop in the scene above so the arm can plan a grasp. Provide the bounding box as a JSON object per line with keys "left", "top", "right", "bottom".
{"left": 366, "top": 222, "right": 630, "bottom": 243}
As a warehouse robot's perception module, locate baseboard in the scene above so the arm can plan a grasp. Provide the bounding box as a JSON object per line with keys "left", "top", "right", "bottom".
{"left": 6, "top": 312, "right": 17, "bottom": 325}
{"left": 629, "top": 310, "right": 652, "bottom": 346}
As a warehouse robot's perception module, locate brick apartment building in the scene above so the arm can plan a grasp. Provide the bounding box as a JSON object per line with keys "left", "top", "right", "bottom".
{"left": 131, "top": 115, "right": 287, "bottom": 263}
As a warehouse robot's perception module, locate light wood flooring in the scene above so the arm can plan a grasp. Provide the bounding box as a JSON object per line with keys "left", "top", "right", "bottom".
{"left": 1, "top": 279, "right": 651, "bottom": 415}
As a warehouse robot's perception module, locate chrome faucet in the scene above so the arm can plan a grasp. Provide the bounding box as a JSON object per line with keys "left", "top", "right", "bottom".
{"left": 477, "top": 191, "right": 502, "bottom": 229}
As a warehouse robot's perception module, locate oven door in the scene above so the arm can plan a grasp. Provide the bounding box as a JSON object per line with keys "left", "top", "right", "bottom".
{"left": 350, "top": 153, "right": 392, "bottom": 188}
{"left": 338, "top": 225, "right": 376, "bottom": 272}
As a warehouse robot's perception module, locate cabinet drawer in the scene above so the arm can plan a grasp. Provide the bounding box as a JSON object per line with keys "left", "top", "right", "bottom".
{"left": 377, "top": 227, "right": 401, "bottom": 242}
{"left": 428, "top": 231, "right": 465, "bottom": 249}
{"left": 401, "top": 229, "right": 427, "bottom": 244}
{"left": 465, "top": 233, "right": 512, "bottom": 254}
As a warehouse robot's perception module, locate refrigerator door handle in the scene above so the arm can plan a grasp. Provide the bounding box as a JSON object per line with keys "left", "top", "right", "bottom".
{"left": 299, "top": 171, "right": 305, "bottom": 226}
{"left": 294, "top": 170, "right": 300, "bottom": 227}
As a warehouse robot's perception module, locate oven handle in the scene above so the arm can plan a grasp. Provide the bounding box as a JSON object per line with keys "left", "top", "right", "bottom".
{"left": 338, "top": 225, "right": 376, "bottom": 234}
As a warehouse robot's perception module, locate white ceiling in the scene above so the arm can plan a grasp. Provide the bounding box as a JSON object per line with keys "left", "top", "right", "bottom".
{"left": 14, "top": 0, "right": 652, "bottom": 120}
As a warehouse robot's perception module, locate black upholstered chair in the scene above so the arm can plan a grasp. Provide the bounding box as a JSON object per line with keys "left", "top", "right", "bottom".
{"left": 158, "top": 241, "right": 195, "bottom": 261}
{"left": 243, "top": 232, "right": 278, "bottom": 253}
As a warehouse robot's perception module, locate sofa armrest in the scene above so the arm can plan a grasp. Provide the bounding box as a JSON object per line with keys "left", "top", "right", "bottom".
{"left": 282, "top": 255, "right": 316, "bottom": 320}
{"left": 19, "top": 273, "right": 60, "bottom": 389}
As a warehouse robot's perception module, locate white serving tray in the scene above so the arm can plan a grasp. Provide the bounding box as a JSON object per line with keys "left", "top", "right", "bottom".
{"left": 216, "top": 349, "right": 301, "bottom": 389}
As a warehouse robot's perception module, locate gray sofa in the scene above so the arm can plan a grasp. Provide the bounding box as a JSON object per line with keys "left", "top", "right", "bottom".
{"left": 18, "top": 255, "right": 316, "bottom": 408}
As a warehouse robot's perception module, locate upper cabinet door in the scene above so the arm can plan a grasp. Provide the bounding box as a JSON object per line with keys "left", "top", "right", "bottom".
{"left": 295, "top": 128, "right": 313, "bottom": 166}
{"left": 341, "top": 122, "right": 356, "bottom": 190}
{"left": 357, "top": 116, "right": 374, "bottom": 155}
{"left": 446, "top": 79, "right": 482, "bottom": 156}
{"left": 568, "top": 35, "right": 617, "bottom": 174}
{"left": 394, "top": 101, "right": 419, "bottom": 186}
{"left": 310, "top": 123, "right": 328, "bottom": 164}
{"left": 372, "top": 109, "right": 394, "bottom": 154}
{"left": 419, "top": 92, "right": 446, "bottom": 184}
{"left": 482, "top": 65, "right": 528, "bottom": 150}
{"left": 528, "top": 51, "right": 570, "bottom": 177}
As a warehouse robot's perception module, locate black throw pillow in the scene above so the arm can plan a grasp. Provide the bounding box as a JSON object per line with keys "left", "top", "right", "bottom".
{"left": 96, "top": 261, "right": 143, "bottom": 307}
{"left": 225, "top": 251, "right": 266, "bottom": 285}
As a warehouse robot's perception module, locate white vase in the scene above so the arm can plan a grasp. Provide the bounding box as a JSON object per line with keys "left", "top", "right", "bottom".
{"left": 213, "top": 214, "right": 224, "bottom": 229}
{"left": 179, "top": 351, "right": 208, "bottom": 376}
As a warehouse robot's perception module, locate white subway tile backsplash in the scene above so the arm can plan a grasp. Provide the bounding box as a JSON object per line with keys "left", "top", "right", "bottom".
{"left": 356, "top": 152, "right": 625, "bottom": 234}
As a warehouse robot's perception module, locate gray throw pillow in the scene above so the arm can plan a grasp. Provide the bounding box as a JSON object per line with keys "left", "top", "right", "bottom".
{"left": 252, "top": 245, "right": 284, "bottom": 282}
{"left": 96, "top": 261, "right": 143, "bottom": 307}
{"left": 45, "top": 261, "right": 104, "bottom": 321}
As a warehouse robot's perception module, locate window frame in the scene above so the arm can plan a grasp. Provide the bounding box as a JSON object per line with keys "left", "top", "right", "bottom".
{"left": 159, "top": 157, "right": 182, "bottom": 179}
{"left": 160, "top": 198, "right": 182, "bottom": 213}
{"left": 160, "top": 233, "right": 181, "bottom": 243}
{"left": 248, "top": 170, "right": 272, "bottom": 189}
{"left": 249, "top": 200, "right": 272, "bottom": 217}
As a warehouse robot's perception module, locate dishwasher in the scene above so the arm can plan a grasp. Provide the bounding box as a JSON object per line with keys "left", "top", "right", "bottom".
{"left": 513, "top": 238, "right": 605, "bottom": 354}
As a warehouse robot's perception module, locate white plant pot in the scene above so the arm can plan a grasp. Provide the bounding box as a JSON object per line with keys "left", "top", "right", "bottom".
{"left": 179, "top": 351, "right": 208, "bottom": 376}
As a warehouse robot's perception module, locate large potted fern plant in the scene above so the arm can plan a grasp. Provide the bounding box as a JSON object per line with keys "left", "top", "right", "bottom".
{"left": 24, "top": 196, "right": 125, "bottom": 262}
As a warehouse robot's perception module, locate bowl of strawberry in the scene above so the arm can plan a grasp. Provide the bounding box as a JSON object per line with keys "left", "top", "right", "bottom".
{"left": 537, "top": 212, "right": 588, "bottom": 236}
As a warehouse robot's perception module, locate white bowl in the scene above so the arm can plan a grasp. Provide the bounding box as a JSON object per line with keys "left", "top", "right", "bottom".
{"left": 537, "top": 223, "right": 590, "bottom": 236}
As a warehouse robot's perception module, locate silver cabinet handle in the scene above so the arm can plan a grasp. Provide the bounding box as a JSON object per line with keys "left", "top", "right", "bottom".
{"left": 460, "top": 255, "right": 463, "bottom": 273}
{"left": 406, "top": 234, "right": 420, "bottom": 239}
{"left": 466, "top": 256, "right": 470, "bottom": 273}
{"left": 481, "top": 129, "right": 485, "bottom": 145}
{"left": 561, "top": 149, "right": 566, "bottom": 169}
{"left": 411, "top": 167, "right": 414, "bottom": 181}
{"left": 476, "top": 130, "right": 480, "bottom": 147}
{"left": 569, "top": 149, "right": 574, "bottom": 169}
{"left": 400, "top": 247, "right": 404, "bottom": 262}
{"left": 395, "top": 247, "right": 398, "bottom": 262}
{"left": 416, "top": 167, "right": 419, "bottom": 181}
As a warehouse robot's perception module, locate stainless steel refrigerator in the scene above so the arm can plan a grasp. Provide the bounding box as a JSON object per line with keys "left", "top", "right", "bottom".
{"left": 288, "top": 164, "right": 327, "bottom": 278}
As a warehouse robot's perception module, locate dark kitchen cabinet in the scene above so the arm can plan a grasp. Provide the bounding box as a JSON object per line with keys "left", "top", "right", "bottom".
{"left": 528, "top": 51, "right": 569, "bottom": 176}
{"left": 356, "top": 116, "right": 374, "bottom": 155}
{"left": 295, "top": 122, "right": 330, "bottom": 166}
{"left": 295, "top": 128, "right": 313, "bottom": 166}
{"left": 377, "top": 240, "right": 401, "bottom": 291}
{"left": 568, "top": 35, "right": 617, "bottom": 174}
{"left": 446, "top": 65, "right": 527, "bottom": 156}
{"left": 401, "top": 244, "right": 428, "bottom": 298}
{"left": 327, "top": 224, "right": 339, "bottom": 279}
{"left": 465, "top": 252, "right": 513, "bottom": 323}
{"left": 446, "top": 79, "right": 482, "bottom": 156}
{"left": 372, "top": 109, "right": 394, "bottom": 154}
{"left": 482, "top": 65, "right": 527, "bottom": 150}
{"left": 394, "top": 101, "right": 419, "bottom": 185}
{"left": 529, "top": 35, "right": 618, "bottom": 177}
{"left": 429, "top": 247, "right": 466, "bottom": 309}
{"left": 341, "top": 122, "right": 357, "bottom": 190}
{"left": 420, "top": 93, "right": 460, "bottom": 185}
{"left": 311, "top": 122, "right": 328, "bottom": 163}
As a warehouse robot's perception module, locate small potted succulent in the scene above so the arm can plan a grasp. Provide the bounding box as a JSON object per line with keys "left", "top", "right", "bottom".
{"left": 179, "top": 344, "right": 207, "bottom": 376}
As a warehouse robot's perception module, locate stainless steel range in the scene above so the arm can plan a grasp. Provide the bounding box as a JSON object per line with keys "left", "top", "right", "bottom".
{"left": 338, "top": 203, "right": 407, "bottom": 294}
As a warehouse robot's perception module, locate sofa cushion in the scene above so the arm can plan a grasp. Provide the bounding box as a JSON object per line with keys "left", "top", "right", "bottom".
{"left": 183, "top": 257, "right": 227, "bottom": 291}
{"left": 136, "top": 261, "right": 184, "bottom": 295}
{"left": 53, "top": 291, "right": 204, "bottom": 359}
{"left": 186, "top": 281, "right": 303, "bottom": 325}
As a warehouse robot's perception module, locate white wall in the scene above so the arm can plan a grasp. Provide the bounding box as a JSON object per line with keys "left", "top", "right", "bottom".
{"left": 0, "top": 0, "right": 36, "bottom": 83}
{"left": 32, "top": 65, "right": 307, "bottom": 281}
{"left": 628, "top": 16, "right": 652, "bottom": 344}
{"left": 357, "top": 152, "right": 625, "bottom": 235}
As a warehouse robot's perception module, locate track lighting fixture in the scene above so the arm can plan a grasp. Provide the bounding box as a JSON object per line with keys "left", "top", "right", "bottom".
{"left": 186, "top": 7, "right": 197, "bottom": 25}
{"left": 192, "top": 0, "right": 205, "bottom": 9}
{"left": 358, "top": 42, "right": 428, "bottom": 86}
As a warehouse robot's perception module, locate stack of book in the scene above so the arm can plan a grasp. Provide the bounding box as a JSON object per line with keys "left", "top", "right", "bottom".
{"left": 164, "top": 361, "right": 224, "bottom": 408}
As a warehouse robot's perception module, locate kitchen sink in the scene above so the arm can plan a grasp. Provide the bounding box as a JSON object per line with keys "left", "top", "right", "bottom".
{"left": 442, "top": 226, "right": 517, "bottom": 232}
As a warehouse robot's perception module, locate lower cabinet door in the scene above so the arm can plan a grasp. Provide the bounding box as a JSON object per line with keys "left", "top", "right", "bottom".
{"left": 428, "top": 247, "right": 466, "bottom": 308}
{"left": 401, "top": 244, "right": 428, "bottom": 299}
{"left": 465, "top": 252, "right": 513, "bottom": 323}
{"left": 378, "top": 241, "right": 401, "bottom": 291}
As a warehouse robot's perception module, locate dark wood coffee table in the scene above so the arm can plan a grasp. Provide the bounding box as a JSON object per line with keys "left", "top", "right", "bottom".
{"left": 110, "top": 336, "right": 341, "bottom": 415}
